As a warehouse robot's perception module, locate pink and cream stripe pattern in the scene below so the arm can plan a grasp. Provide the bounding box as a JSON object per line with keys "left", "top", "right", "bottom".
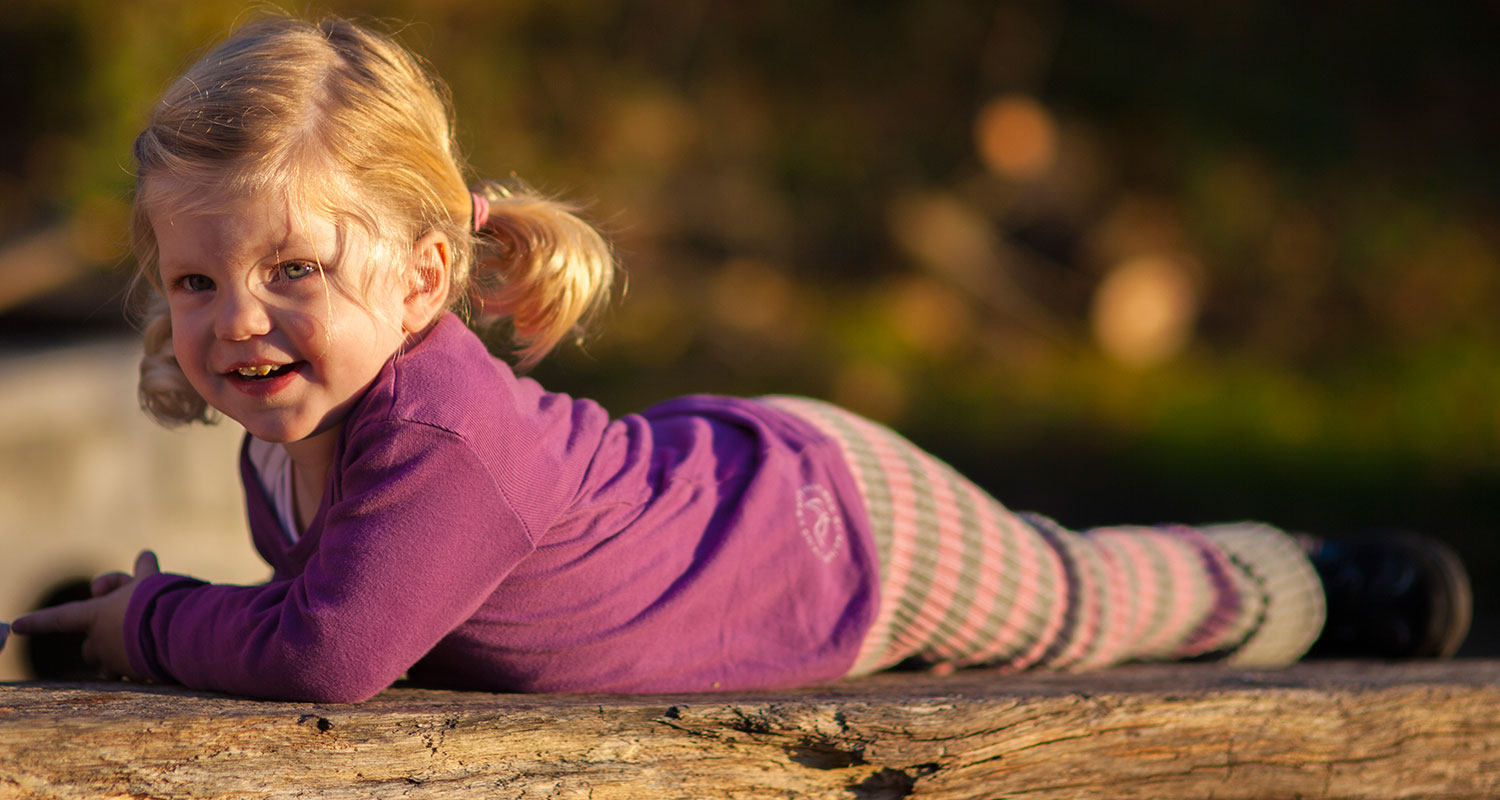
{"left": 762, "top": 396, "right": 1325, "bottom": 675}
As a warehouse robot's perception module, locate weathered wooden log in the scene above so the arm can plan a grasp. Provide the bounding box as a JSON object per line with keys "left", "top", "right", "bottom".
{"left": 2, "top": 661, "right": 1497, "bottom": 799}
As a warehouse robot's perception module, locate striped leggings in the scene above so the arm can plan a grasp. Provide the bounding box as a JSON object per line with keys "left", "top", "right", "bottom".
{"left": 762, "top": 396, "right": 1326, "bottom": 675}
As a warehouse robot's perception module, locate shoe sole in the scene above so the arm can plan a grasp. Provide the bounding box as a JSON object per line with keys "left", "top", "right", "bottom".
{"left": 1385, "top": 531, "right": 1473, "bottom": 659}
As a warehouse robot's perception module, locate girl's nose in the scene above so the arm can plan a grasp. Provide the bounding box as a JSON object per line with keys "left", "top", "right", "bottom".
{"left": 214, "top": 287, "right": 272, "bottom": 341}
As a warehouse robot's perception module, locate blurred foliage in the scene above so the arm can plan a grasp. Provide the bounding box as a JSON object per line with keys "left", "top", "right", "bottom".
{"left": 2, "top": 0, "right": 1498, "bottom": 593}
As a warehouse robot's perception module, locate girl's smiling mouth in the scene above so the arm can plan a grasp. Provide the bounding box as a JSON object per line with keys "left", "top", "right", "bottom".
{"left": 226, "top": 362, "right": 301, "bottom": 382}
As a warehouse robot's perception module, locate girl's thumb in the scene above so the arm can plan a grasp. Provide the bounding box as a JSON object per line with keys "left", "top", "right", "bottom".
{"left": 135, "top": 550, "right": 161, "bottom": 577}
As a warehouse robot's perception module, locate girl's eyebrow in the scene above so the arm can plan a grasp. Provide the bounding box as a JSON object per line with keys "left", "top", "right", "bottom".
{"left": 155, "top": 251, "right": 193, "bottom": 274}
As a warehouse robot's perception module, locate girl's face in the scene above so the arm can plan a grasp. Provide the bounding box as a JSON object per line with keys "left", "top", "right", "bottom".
{"left": 149, "top": 181, "right": 423, "bottom": 461}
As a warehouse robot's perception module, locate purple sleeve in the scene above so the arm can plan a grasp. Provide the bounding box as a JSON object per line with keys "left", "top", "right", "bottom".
{"left": 124, "top": 421, "right": 537, "bottom": 702}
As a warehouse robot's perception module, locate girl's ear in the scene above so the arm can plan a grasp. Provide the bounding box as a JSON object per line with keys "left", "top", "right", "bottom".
{"left": 404, "top": 230, "right": 452, "bottom": 332}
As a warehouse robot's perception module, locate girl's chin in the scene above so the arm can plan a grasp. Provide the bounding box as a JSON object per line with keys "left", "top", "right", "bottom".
{"left": 239, "top": 418, "right": 345, "bottom": 451}
{"left": 239, "top": 426, "right": 310, "bottom": 444}
{"left": 227, "top": 413, "right": 317, "bottom": 443}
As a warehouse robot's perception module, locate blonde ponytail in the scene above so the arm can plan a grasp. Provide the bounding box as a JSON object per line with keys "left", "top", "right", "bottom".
{"left": 467, "top": 181, "right": 615, "bottom": 368}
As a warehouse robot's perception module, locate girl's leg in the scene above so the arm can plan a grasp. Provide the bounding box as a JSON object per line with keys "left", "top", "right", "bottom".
{"left": 762, "top": 396, "right": 1325, "bottom": 675}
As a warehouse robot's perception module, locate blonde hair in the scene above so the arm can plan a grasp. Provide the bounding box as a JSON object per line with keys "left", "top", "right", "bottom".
{"left": 132, "top": 14, "right": 614, "bottom": 426}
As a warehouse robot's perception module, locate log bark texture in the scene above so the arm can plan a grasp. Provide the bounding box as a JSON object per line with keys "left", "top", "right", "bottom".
{"left": 1, "top": 661, "right": 1497, "bottom": 799}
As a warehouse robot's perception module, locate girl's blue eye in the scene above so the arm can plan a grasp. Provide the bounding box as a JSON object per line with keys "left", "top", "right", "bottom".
{"left": 181, "top": 274, "right": 215, "bottom": 292}
{"left": 279, "top": 262, "right": 319, "bottom": 281}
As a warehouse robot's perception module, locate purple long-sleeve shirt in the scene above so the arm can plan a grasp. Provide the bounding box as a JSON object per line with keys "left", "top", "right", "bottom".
{"left": 124, "top": 313, "right": 879, "bottom": 701}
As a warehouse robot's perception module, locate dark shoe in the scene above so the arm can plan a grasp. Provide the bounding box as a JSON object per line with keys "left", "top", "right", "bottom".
{"left": 1304, "top": 531, "right": 1472, "bottom": 659}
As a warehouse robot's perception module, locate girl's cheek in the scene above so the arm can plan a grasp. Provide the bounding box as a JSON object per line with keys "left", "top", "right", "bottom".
{"left": 168, "top": 311, "right": 192, "bottom": 360}
{"left": 283, "top": 309, "right": 329, "bottom": 357}
{"left": 170, "top": 330, "right": 216, "bottom": 398}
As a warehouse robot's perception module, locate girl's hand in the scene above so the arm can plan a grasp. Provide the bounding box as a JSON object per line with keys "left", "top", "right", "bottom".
{"left": 12, "top": 551, "right": 161, "bottom": 680}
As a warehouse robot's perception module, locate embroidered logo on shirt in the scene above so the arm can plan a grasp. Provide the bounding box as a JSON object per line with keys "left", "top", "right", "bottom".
{"left": 797, "top": 483, "right": 845, "bottom": 564}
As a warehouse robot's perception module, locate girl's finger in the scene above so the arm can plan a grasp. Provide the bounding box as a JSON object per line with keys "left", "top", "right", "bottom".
{"left": 10, "top": 600, "right": 94, "bottom": 635}
{"left": 135, "top": 550, "right": 161, "bottom": 577}
{"left": 92, "top": 572, "right": 132, "bottom": 597}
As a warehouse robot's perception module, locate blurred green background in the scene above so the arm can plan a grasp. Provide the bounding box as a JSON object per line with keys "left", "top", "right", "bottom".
{"left": 2, "top": 1, "right": 1497, "bottom": 653}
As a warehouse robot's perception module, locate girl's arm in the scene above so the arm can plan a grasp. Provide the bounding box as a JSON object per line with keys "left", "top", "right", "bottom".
{"left": 121, "top": 420, "right": 538, "bottom": 703}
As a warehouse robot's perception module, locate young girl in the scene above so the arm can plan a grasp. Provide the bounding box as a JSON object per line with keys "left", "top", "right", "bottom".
{"left": 11, "top": 15, "right": 1470, "bottom": 702}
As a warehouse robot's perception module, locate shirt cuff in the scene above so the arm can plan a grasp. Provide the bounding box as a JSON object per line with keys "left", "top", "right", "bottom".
{"left": 123, "top": 572, "right": 207, "bottom": 685}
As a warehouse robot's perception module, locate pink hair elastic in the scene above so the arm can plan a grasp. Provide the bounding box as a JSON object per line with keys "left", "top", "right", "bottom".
{"left": 470, "top": 192, "right": 490, "bottom": 233}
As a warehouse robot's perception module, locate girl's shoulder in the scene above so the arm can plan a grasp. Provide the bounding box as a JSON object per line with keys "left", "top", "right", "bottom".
{"left": 353, "top": 313, "right": 521, "bottom": 435}
{"left": 336, "top": 313, "right": 615, "bottom": 536}
{"left": 344, "top": 312, "right": 613, "bottom": 479}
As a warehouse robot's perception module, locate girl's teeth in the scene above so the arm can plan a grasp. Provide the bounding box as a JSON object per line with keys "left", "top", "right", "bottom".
{"left": 238, "top": 365, "right": 277, "bottom": 377}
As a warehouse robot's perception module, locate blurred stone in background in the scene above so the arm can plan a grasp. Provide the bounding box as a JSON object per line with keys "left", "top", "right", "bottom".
{"left": 0, "top": 342, "right": 263, "bottom": 679}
